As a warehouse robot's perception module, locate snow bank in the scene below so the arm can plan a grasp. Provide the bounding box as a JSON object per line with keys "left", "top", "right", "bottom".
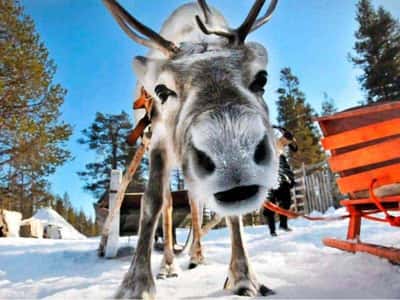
{"left": 33, "top": 208, "right": 86, "bottom": 240}
{"left": 0, "top": 208, "right": 399, "bottom": 299}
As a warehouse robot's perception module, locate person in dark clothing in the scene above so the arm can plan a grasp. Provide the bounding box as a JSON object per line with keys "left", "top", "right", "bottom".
{"left": 263, "top": 127, "right": 297, "bottom": 237}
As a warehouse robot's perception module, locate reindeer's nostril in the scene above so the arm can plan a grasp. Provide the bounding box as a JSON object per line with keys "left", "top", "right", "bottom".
{"left": 193, "top": 146, "right": 215, "bottom": 175}
{"left": 214, "top": 185, "right": 259, "bottom": 203}
{"left": 254, "top": 136, "right": 269, "bottom": 165}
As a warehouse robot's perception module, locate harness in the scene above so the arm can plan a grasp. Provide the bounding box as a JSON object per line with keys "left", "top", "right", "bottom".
{"left": 127, "top": 87, "right": 154, "bottom": 145}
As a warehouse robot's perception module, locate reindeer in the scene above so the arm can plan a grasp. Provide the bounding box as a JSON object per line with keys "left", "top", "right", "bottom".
{"left": 103, "top": 0, "right": 280, "bottom": 298}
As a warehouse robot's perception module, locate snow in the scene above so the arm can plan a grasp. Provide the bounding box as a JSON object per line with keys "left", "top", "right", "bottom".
{"left": 0, "top": 208, "right": 399, "bottom": 299}
{"left": 33, "top": 208, "right": 86, "bottom": 240}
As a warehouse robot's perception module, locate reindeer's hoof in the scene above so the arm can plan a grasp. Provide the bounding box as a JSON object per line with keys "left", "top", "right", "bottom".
{"left": 225, "top": 277, "right": 275, "bottom": 297}
{"left": 188, "top": 262, "right": 198, "bottom": 269}
{"left": 237, "top": 286, "right": 256, "bottom": 297}
{"left": 233, "top": 282, "right": 257, "bottom": 297}
{"left": 115, "top": 289, "right": 155, "bottom": 300}
{"left": 259, "top": 284, "right": 275, "bottom": 296}
{"left": 157, "top": 262, "right": 180, "bottom": 279}
{"left": 156, "top": 272, "right": 166, "bottom": 280}
{"left": 115, "top": 277, "right": 155, "bottom": 299}
{"left": 235, "top": 284, "right": 274, "bottom": 297}
{"left": 188, "top": 255, "right": 204, "bottom": 269}
{"left": 115, "top": 267, "right": 156, "bottom": 299}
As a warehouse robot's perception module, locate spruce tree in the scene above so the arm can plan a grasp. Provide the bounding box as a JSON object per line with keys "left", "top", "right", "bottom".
{"left": 66, "top": 206, "right": 76, "bottom": 226}
{"left": 276, "top": 68, "right": 325, "bottom": 169}
{"left": 320, "top": 93, "right": 338, "bottom": 117}
{"left": 78, "top": 111, "right": 145, "bottom": 198}
{"left": 54, "top": 196, "right": 65, "bottom": 217}
{"left": 351, "top": 0, "right": 400, "bottom": 103}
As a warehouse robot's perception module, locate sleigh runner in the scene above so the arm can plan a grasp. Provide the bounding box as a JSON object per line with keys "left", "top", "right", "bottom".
{"left": 317, "top": 101, "right": 400, "bottom": 263}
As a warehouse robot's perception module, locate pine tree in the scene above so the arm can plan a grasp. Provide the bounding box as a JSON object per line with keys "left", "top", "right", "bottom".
{"left": 78, "top": 111, "right": 145, "bottom": 198}
{"left": 350, "top": 0, "right": 400, "bottom": 103}
{"left": 76, "top": 209, "right": 88, "bottom": 234}
{"left": 66, "top": 206, "right": 76, "bottom": 226}
{"left": 276, "top": 68, "right": 325, "bottom": 169}
{"left": 54, "top": 196, "right": 65, "bottom": 217}
{"left": 320, "top": 93, "right": 338, "bottom": 117}
{"left": 0, "top": 0, "right": 72, "bottom": 217}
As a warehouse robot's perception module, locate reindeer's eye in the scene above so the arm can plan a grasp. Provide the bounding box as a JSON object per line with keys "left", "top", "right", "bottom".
{"left": 155, "top": 84, "right": 177, "bottom": 104}
{"left": 249, "top": 71, "right": 268, "bottom": 94}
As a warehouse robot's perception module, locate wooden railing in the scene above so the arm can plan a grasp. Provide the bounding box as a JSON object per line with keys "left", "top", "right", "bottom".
{"left": 292, "top": 162, "right": 340, "bottom": 213}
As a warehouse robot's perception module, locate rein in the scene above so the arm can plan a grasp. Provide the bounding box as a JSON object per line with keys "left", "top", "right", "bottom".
{"left": 128, "top": 87, "right": 194, "bottom": 252}
{"left": 264, "top": 178, "right": 400, "bottom": 226}
{"left": 367, "top": 179, "right": 400, "bottom": 226}
{"left": 263, "top": 201, "right": 349, "bottom": 221}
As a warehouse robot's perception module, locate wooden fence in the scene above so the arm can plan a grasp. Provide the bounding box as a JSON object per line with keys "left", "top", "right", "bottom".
{"left": 292, "top": 162, "right": 339, "bottom": 213}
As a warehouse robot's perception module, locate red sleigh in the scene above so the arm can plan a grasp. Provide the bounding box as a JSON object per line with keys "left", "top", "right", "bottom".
{"left": 317, "top": 101, "right": 400, "bottom": 263}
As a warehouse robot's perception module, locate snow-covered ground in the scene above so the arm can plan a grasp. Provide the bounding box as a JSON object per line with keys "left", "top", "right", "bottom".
{"left": 1, "top": 208, "right": 399, "bottom": 299}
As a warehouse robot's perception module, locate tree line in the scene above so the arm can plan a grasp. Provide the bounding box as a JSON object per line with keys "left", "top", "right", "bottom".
{"left": 51, "top": 192, "right": 99, "bottom": 237}
{"left": 0, "top": 0, "right": 399, "bottom": 233}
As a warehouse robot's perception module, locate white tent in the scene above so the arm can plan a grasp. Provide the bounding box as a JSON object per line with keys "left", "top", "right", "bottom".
{"left": 33, "top": 208, "right": 86, "bottom": 240}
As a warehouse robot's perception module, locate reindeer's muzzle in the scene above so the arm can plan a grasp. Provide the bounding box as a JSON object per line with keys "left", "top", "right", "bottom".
{"left": 214, "top": 185, "right": 260, "bottom": 204}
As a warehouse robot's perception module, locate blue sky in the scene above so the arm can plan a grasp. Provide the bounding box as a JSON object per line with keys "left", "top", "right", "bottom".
{"left": 21, "top": 0, "right": 400, "bottom": 218}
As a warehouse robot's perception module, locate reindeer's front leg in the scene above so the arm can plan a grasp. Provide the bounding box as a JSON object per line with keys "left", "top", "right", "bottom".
{"left": 157, "top": 187, "right": 180, "bottom": 279}
{"left": 225, "top": 216, "right": 275, "bottom": 297}
{"left": 116, "top": 147, "right": 168, "bottom": 299}
{"left": 188, "top": 196, "right": 204, "bottom": 269}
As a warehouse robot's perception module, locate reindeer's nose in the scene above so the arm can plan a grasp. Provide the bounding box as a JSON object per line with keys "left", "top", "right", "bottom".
{"left": 253, "top": 135, "right": 269, "bottom": 165}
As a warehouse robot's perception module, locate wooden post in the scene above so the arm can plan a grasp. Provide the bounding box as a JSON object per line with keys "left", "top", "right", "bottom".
{"left": 302, "top": 163, "right": 311, "bottom": 213}
{"left": 105, "top": 170, "right": 122, "bottom": 258}
{"left": 98, "top": 136, "right": 149, "bottom": 257}
{"left": 291, "top": 175, "right": 298, "bottom": 212}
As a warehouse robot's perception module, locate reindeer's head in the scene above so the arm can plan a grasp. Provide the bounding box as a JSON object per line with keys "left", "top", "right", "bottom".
{"left": 104, "top": 0, "right": 279, "bottom": 216}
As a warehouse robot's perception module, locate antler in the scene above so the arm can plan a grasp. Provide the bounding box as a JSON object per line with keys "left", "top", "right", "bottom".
{"left": 103, "top": 0, "right": 179, "bottom": 57}
{"left": 196, "top": 0, "right": 278, "bottom": 45}
{"left": 251, "top": 0, "right": 278, "bottom": 32}
{"left": 197, "top": 0, "right": 212, "bottom": 24}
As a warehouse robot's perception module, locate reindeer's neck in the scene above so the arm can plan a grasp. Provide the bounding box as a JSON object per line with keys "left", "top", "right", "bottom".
{"left": 149, "top": 3, "right": 229, "bottom": 59}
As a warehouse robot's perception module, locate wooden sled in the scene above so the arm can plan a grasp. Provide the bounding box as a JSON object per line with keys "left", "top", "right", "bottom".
{"left": 317, "top": 101, "right": 400, "bottom": 264}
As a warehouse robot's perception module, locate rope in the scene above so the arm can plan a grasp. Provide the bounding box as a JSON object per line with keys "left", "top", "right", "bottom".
{"left": 263, "top": 201, "right": 349, "bottom": 221}
{"left": 264, "top": 179, "right": 400, "bottom": 227}
{"left": 264, "top": 201, "right": 390, "bottom": 222}
{"left": 368, "top": 179, "right": 400, "bottom": 227}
